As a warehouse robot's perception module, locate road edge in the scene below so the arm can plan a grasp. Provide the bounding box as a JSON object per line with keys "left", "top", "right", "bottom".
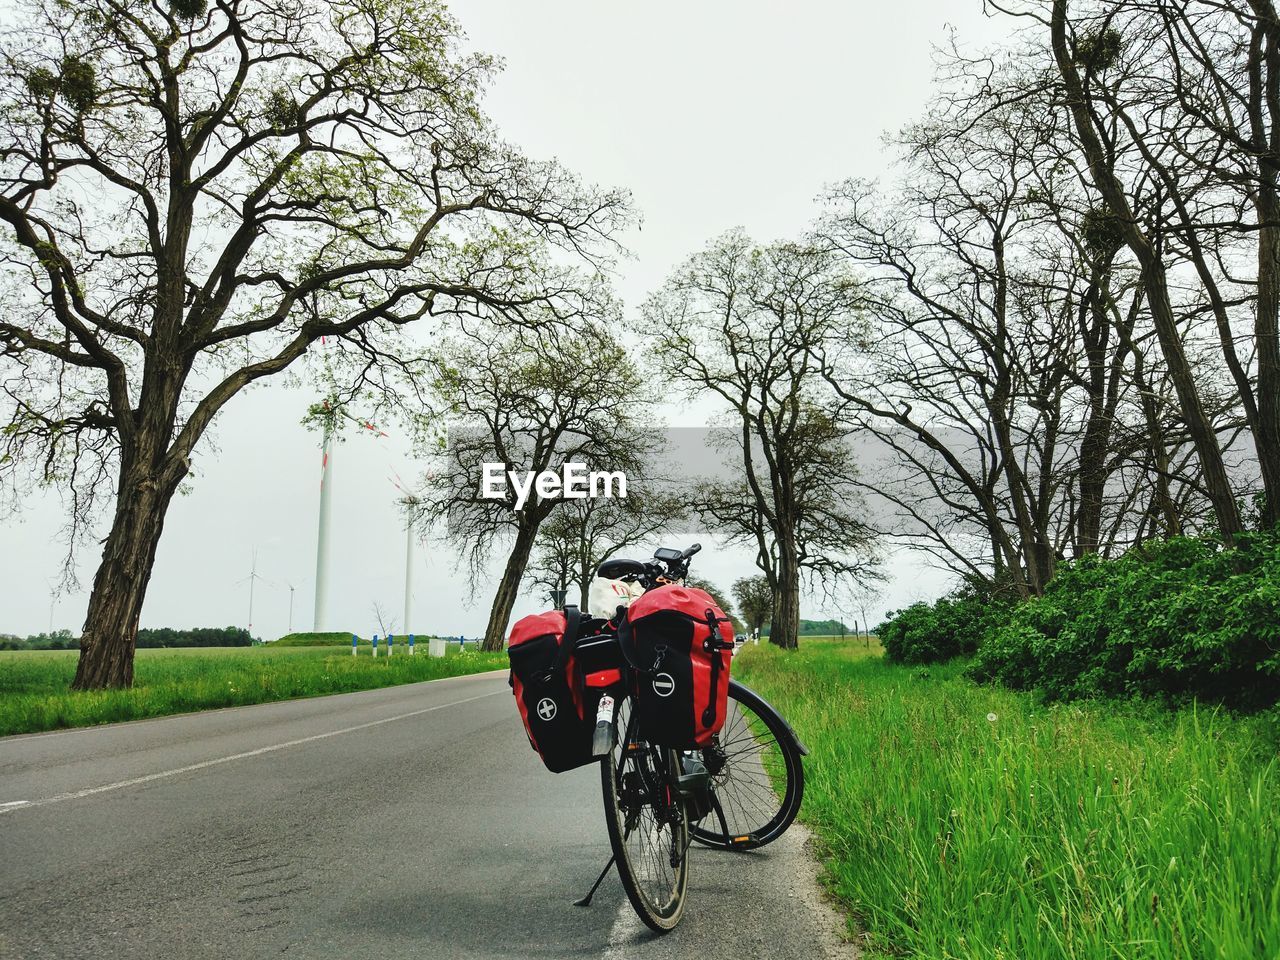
{"left": 0, "top": 667, "right": 510, "bottom": 744}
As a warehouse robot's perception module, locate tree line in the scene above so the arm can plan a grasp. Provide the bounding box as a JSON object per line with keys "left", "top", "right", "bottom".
{"left": 824, "top": 0, "right": 1279, "bottom": 598}
{"left": 419, "top": 0, "right": 1280, "bottom": 646}
{"left": 1, "top": 626, "right": 251, "bottom": 650}
{"left": 6, "top": 0, "right": 1277, "bottom": 687}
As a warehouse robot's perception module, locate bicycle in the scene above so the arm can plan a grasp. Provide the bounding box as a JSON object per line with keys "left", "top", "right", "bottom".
{"left": 571, "top": 544, "right": 808, "bottom": 931}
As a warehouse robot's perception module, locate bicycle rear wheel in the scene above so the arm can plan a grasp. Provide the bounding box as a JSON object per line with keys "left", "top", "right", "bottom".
{"left": 600, "top": 695, "right": 689, "bottom": 931}
{"left": 691, "top": 679, "right": 804, "bottom": 851}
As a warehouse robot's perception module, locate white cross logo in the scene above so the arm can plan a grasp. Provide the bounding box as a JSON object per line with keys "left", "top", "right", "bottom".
{"left": 536, "top": 697, "right": 557, "bottom": 721}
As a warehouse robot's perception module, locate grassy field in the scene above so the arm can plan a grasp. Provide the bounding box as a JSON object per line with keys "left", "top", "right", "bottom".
{"left": 733, "top": 639, "right": 1280, "bottom": 960}
{"left": 0, "top": 644, "right": 506, "bottom": 737}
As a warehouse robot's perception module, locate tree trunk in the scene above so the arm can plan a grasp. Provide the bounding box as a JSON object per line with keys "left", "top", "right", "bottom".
{"left": 73, "top": 455, "right": 185, "bottom": 690}
{"left": 770, "top": 573, "right": 800, "bottom": 650}
{"left": 577, "top": 550, "right": 593, "bottom": 612}
{"left": 1076, "top": 282, "right": 1113, "bottom": 555}
{"left": 1254, "top": 174, "right": 1280, "bottom": 528}
{"left": 481, "top": 518, "right": 540, "bottom": 652}
{"left": 768, "top": 528, "right": 801, "bottom": 650}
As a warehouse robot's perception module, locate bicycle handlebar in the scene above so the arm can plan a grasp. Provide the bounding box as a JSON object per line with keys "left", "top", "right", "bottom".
{"left": 594, "top": 544, "right": 701, "bottom": 592}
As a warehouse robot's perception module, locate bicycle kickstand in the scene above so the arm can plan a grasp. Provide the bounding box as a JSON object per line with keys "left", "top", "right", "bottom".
{"left": 572, "top": 853, "right": 616, "bottom": 907}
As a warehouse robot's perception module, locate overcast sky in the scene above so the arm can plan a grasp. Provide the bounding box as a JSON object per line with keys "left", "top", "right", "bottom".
{"left": 0, "top": 1, "right": 1019, "bottom": 640}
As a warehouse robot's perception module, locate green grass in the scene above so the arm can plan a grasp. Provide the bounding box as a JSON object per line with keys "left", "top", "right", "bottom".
{"left": 733, "top": 639, "right": 1280, "bottom": 960}
{"left": 0, "top": 644, "right": 506, "bottom": 737}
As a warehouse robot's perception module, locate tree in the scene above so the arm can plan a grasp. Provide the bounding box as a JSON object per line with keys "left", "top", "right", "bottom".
{"left": 645, "top": 231, "right": 879, "bottom": 649}
{"left": 684, "top": 576, "right": 743, "bottom": 634}
{"left": 731, "top": 575, "right": 771, "bottom": 636}
{"left": 1043, "top": 0, "right": 1246, "bottom": 541}
{"left": 816, "top": 33, "right": 1238, "bottom": 594}
{"left": 0, "top": 0, "right": 628, "bottom": 688}
{"left": 418, "top": 318, "right": 651, "bottom": 651}
{"left": 528, "top": 492, "right": 686, "bottom": 611}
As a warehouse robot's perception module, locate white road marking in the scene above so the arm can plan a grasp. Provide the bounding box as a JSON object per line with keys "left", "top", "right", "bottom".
{"left": 0, "top": 690, "right": 503, "bottom": 815}
{"left": 0, "top": 800, "right": 31, "bottom": 808}
{"left": 603, "top": 897, "right": 645, "bottom": 958}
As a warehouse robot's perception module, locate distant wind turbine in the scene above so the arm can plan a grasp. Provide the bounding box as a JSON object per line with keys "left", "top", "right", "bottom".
{"left": 389, "top": 468, "right": 430, "bottom": 638}
{"left": 235, "top": 549, "right": 272, "bottom": 638}
{"left": 311, "top": 400, "right": 388, "bottom": 632}
{"left": 282, "top": 578, "right": 306, "bottom": 634}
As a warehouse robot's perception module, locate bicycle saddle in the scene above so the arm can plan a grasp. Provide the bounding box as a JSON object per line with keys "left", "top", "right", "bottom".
{"left": 596, "top": 558, "right": 645, "bottom": 580}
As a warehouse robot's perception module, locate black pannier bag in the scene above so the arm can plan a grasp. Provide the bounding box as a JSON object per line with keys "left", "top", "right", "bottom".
{"left": 619, "top": 584, "right": 736, "bottom": 749}
{"left": 507, "top": 606, "right": 597, "bottom": 773}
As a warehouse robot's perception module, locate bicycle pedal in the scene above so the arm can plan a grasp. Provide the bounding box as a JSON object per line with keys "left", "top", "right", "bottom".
{"left": 675, "top": 757, "right": 714, "bottom": 821}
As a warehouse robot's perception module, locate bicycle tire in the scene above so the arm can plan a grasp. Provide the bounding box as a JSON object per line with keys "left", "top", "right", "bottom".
{"left": 600, "top": 696, "right": 689, "bottom": 931}
{"left": 691, "top": 679, "right": 804, "bottom": 851}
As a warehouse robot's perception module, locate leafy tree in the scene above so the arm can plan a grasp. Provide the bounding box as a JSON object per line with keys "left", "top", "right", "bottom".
{"left": 684, "top": 576, "right": 743, "bottom": 634}
{"left": 17, "top": 629, "right": 78, "bottom": 650}
{"left": 731, "top": 575, "right": 771, "bottom": 635}
{"left": 0, "top": 0, "right": 627, "bottom": 688}
{"left": 135, "top": 626, "right": 251, "bottom": 648}
{"left": 797, "top": 619, "right": 848, "bottom": 636}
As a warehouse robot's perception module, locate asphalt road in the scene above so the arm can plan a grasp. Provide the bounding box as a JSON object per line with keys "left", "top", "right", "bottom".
{"left": 0, "top": 670, "right": 852, "bottom": 959}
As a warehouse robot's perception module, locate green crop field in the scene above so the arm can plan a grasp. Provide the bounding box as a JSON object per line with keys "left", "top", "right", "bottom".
{"left": 733, "top": 639, "right": 1280, "bottom": 960}
{"left": 0, "top": 644, "right": 506, "bottom": 737}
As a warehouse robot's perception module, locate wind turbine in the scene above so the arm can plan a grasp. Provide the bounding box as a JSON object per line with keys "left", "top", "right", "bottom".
{"left": 310, "top": 400, "right": 388, "bottom": 632}
{"left": 236, "top": 549, "right": 271, "bottom": 639}
{"left": 389, "top": 468, "right": 428, "bottom": 638}
{"left": 282, "top": 578, "right": 305, "bottom": 634}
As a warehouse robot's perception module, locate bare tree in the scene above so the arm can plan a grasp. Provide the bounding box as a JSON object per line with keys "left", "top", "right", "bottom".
{"left": 0, "top": 0, "right": 629, "bottom": 687}
{"left": 528, "top": 492, "right": 686, "bottom": 611}
{"left": 1043, "top": 0, "right": 1246, "bottom": 540}
{"left": 645, "top": 231, "right": 878, "bottom": 649}
{"left": 417, "top": 319, "right": 651, "bottom": 651}
{"left": 818, "top": 39, "right": 1232, "bottom": 594}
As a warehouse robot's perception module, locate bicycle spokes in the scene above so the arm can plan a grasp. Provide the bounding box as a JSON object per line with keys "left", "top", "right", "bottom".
{"left": 601, "top": 697, "right": 689, "bottom": 931}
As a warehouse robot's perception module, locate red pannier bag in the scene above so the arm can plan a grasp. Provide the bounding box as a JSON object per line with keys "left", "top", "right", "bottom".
{"left": 506, "top": 606, "right": 596, "bottom": 773}
{"left": 619, "top": 584, "right": 736, "bottom": 749}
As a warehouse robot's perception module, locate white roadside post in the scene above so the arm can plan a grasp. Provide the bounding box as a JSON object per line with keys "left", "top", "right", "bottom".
{"left": 428, "top": 635, "right": 445, "bottom": 658}
{"left": 388, "top": 633, "right": 394, "bottom": 657}
{"left": 372, "top": 634, "right": 379, "bottom": 658}
{"left": 352, "top": 633, "right": 358, "bottom": 657}
{"left": 409, "top": 634, "right": 415, "bottom": 655}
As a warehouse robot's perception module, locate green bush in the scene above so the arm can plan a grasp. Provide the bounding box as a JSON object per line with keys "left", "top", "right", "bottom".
{"left": 878, "top": 590, "right": 1010, "bottom": 665}
{"left": 968, "top": 532, "right": 1280, "bottom": 710}
{"left": 274, "top": 631, "right": 363, "bottom": 646}
{"left": 733, "top": 640, "right": 1280, "bottom": 960}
